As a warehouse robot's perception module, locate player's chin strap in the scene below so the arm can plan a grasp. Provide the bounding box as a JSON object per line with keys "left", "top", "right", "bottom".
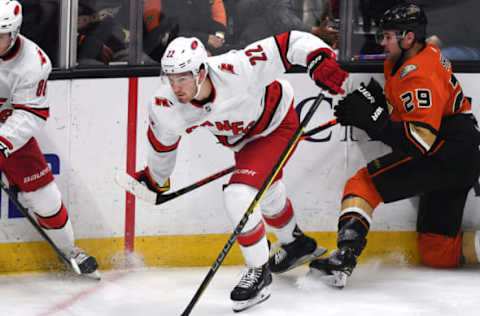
{"left": 193, "top": 64, "right": 209, "bottom": 99}
{"left": 393, "top": 30, "right": 419, "bottom": 73}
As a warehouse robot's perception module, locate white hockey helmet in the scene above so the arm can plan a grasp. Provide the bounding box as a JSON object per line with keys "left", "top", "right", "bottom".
{"left": 0, "top": 0, "right": 22, "bottom": 51}
{"left": 161, "top": 37, "right": 209, "bottom": 99}
{"left": 161, "top": 37, "right": 208, "bottom": 77}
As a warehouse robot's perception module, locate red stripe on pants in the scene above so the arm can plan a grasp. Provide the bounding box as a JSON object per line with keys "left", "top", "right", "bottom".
{"left": 263, "top": 198, "right": 293, "bottom": 228}
{"left": 36, "top": 203, "right": 69, "bottom": 229}
{"left": 237, "top": 221, "right": 265, "bottom": 247}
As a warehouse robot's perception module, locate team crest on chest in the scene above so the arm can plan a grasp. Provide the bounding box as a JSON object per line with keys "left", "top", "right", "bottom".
{"left": 399, "top": 64, "right": 418, "bottom": 79}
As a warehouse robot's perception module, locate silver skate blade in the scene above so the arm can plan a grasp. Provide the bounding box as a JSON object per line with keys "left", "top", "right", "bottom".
{"left": 69, "top": 258, "right": 82, "bottom": 275}
{"left": 114, "top": 172, "right": 157, "bottom": 204}
{"left": 232, "top": 286, "right": 271, "bottom": 313}
{"left": 276, "top": 246, "right": 328, "bottom": 273}
{"left": 308, "top": 268, "right": 348, "bottom": 289}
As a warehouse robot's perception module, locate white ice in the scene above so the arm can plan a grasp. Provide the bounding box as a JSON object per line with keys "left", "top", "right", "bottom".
{"left": 1, "top": 260, "right": 478, "bottom": 316}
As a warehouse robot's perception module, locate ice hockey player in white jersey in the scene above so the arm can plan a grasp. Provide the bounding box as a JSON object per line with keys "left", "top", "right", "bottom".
{"left": 133, "top": 31, "right": 348, "bottom": 311}
{"left": 0, "top": 1, "right": 99, "bottom": 277}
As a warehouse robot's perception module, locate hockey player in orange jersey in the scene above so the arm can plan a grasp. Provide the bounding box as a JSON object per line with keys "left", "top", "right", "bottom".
{"left": 310, "top": 3, "right": 480, "bottom": 288}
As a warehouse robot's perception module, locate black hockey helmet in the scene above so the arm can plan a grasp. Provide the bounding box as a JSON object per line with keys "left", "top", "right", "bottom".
{"left": 378, "top": 3, "right": 427, "bottom": 43}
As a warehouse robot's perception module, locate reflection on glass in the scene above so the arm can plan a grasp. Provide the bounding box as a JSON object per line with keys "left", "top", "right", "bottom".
{"left": 77, "top": 0, "right": 131, "bottom": 66}
{"left": 351, "top": 0, "right": 480, "bottom": 62}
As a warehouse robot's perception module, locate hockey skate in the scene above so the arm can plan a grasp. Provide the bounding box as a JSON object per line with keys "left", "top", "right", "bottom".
{"left": 269, "top": 232, "right": 326, "bottom": 274}
{"left": 231, "top": 263, "right": 272, "bottom": 312}
{"left": 68, "top": 248, "right": 101, "bottom": 280}
{"left": 308, "top": 247, "right": 359, "bottom": 289}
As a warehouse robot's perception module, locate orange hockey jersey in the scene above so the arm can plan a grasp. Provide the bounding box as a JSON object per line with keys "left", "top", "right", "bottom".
{"left": 384, "top": 43, "right": 470, "bottom": 128}
{"left": 383, "top": 43, "right": 471, "bottom": 153}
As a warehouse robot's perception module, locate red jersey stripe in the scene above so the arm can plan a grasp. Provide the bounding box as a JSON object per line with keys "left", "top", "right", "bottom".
{"left": 13, "top": 104, "right": 50, "bottom": 120}
{"left": 148, "top": 126, "right": 180, "bottom": 152}
{"left": 274, "top": 32, "right": 292, "bottom": 71}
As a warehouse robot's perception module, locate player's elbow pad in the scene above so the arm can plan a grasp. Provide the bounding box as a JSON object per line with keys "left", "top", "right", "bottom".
{"left": 375, "top": 121, "right": 430, "bottom": 158}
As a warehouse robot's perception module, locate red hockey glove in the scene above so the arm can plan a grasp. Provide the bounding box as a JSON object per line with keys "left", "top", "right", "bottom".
{"left": 134, "top": 167, "right": 170, "bottom": 194}
{"left": 0, "top": 136, "right": 12, "bottom": 168}
{"left": 307, "top": 48, "right": 348, "bottom": 95}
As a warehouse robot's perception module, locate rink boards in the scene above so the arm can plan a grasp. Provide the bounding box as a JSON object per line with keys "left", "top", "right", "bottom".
{"left": 0, "top": 73, "right": 479, "bottom": 273}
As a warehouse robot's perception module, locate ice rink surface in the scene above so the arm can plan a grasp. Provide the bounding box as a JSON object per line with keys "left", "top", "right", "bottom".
{"left": 1, "top": 260, "right": 478, "bottom": 316}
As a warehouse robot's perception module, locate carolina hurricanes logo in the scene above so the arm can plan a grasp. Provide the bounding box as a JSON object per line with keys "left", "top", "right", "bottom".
{"left": 219, "top": 63, "right": 236, "bottom": 74}
{"left": 155, "top": 97, "right": 172, "bottom": 107}
{"left": 191, "top": 40, "right": 198, "bottom": 50}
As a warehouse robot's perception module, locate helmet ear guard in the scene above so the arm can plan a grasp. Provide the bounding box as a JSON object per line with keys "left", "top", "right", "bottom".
{"left": 0, "top": 0, "right": 22, "bottom": 51}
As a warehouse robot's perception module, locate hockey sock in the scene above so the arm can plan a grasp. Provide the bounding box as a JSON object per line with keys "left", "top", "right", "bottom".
{"left": 337, "top": 207, "right": 371, "bottom": 255}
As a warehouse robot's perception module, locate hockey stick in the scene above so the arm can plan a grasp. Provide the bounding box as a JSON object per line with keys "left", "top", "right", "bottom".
{"left": 0, "top": 180, "right": 82, "bottom": 275}
{"left": 115, "top": 118, "right": 337, "bottom": 205}
{"left": 301, "top": 118, "right": 338, "bottom": 139}
{"left": 181, "top": 91, "right": 325, "bottom": 316}
{"left": 115, "top": 166, "right": 235, "bottom": 205}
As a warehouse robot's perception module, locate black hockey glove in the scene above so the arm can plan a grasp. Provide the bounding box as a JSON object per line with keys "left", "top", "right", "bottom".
{"left": 134, "top": 167, "right": 170, "bottom": 194}
{"left": 364, "top": 77, "right": 387, "bottom": 110}
{"left": 334, "top": 78, "right": 389, "bottom": 136}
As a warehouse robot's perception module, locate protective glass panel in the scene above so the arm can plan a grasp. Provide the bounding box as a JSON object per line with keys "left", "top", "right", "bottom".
{"left": 21, "top": 0, "right": 61, "bottom": 67}
{"left": 76, "top": 0, "right": 131, "bottom": 66}
{"left": 350, "top": 0, "right": 480, "bottom": 62}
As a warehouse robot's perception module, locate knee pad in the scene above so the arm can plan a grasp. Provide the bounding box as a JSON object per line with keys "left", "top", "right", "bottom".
{"left": 418, "top": 232, "right": 462, "bottom": 268}
{"left": 260, "top": 181, "right": 295, "bottom": 229}
{"left": 343, "top": 167, "right": 382, "bottom": 209}
{"left": 260, "top": 180, "right": 286, "bottom": 217}
{"left": 20, "top": 182, "right": 69, "bottom": 229}
{"left": 20, "top": 182, "right": 62, "bottom": 216}
{"left": 223, "top": 183, "right": 264, "bottom": 246}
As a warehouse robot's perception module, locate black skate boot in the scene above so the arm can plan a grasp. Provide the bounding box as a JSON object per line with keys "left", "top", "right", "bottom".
{"left": 309, "top": 208, "right": 370, "bottom": 288}
{"left": 230, "top": 263, "right": 272, "bottom": 312}
{"left": 309, "top": 246, "right": 360, "bottom": 288}
{"left": 269, "top": 226, "right": 327, "bottom": 273}
{"left": 69, "top": 248, "right": 100, "bottom": 280}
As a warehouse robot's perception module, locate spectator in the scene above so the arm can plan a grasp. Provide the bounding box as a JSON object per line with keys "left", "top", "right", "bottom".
{"left": 303, "top": 0, "right": 340, "bottom": 48}
{"left": 229, "top": 0, "right": 339, "bottom": 51}
{"left": 422, "top": 0, "right": 480, "bottom": 60}
{"left": 77, "top": 0, "right": 130, "bottom": 65}
{"left": 143, "top": 0, "right": 178, "bottom": 62}
{"left": 20, "top": 0, "right": 59, "bottom": 67}
{"left": 143, "top": 0, "right": 227, "bottom": 59}
{"left": 356, "top": 0, "right": 405, "bottom": 55}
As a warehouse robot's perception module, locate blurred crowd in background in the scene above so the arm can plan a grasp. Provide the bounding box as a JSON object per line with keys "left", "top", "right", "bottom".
{"left": 18, "top": 0, "right": 480, "bottom": 68}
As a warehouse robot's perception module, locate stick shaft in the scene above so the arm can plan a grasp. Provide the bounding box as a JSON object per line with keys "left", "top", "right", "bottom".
{"left": 180, "top": 91, "right": 325, "bottom": 316}
{"left": 0, "top": 180, "right": 71, "bottom": 266}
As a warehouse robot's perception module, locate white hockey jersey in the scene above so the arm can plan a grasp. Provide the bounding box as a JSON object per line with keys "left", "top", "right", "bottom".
{"left": 0, "top": 34, "right": 52, "bottom": 156}
{"left": 147, "top": 31, "right": 331, "bottom": 185}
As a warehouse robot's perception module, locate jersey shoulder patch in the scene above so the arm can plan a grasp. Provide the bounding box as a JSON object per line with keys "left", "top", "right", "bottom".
{"left": 209, "top": 52, "right": 243, "bottom": 76}
{"left": 399, "top": 64, "right": 418, "bottom": 79}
